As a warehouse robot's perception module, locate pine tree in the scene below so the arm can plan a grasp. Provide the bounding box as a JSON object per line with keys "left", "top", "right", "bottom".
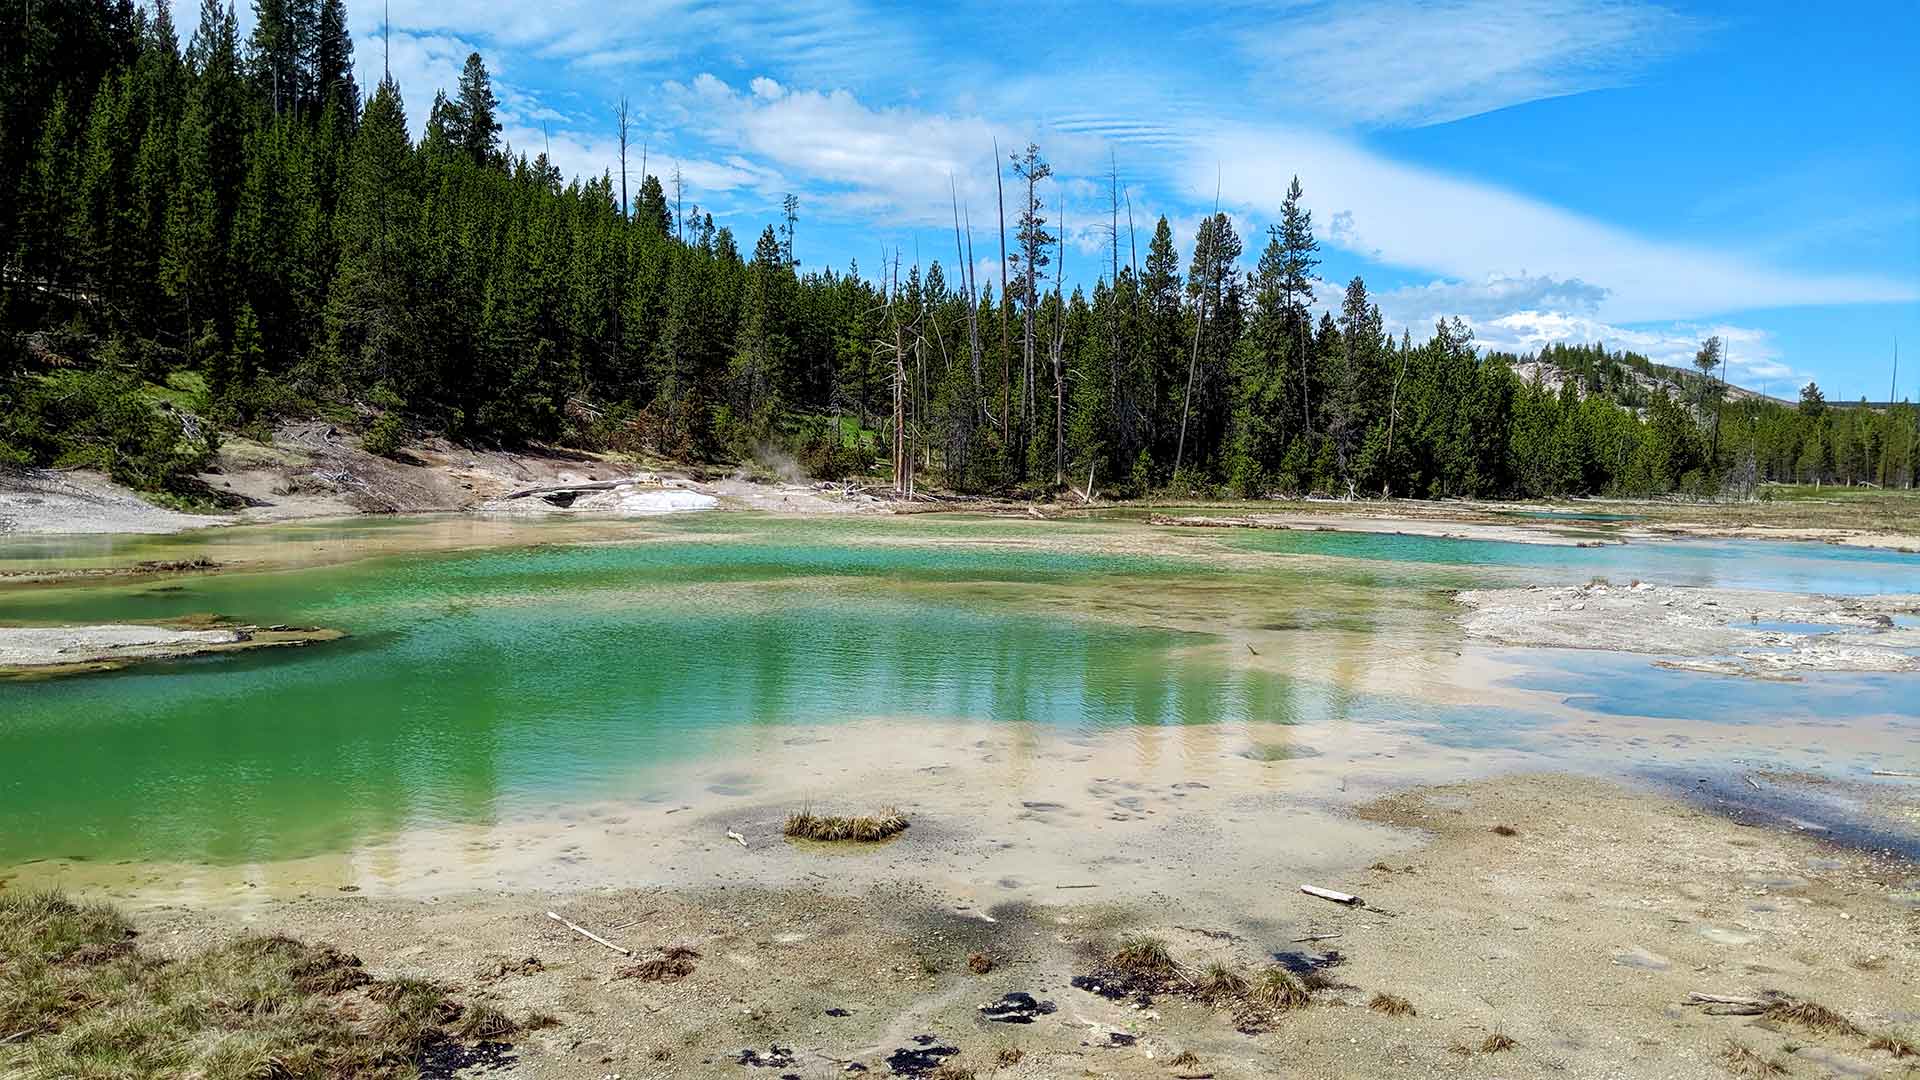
{"left": 1277, "top": 176, "right": 1320, "bottom": 441}
{"left": 311, "top": 0, "right": 357, "bottom": 119}
{"left": 452, "top": 52, "right": 501, "bottom": 168}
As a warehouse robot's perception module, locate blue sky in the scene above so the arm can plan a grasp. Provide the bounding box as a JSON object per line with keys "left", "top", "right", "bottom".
{"left": 186, "top": 0, "right": 1918, "bottom": 397}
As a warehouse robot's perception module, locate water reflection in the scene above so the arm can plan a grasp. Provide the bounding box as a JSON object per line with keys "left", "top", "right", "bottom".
{"left": 0, "top": 587, "right": 1400, "bottom": 866}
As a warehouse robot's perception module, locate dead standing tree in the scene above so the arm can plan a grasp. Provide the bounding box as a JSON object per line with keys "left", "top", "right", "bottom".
{"left": 994, "top": 139, "right": 1011, "bottom": 446}
{"left": 877, "top": 249, "right": 928, "bottom": 496}
{"left": 1050, "top": 195, "right": 1068, "bottom": 486}
{"left": 615, "top": 97, "right": 632, "bottom": 218}
{"left": 1174, "top": 177, "right": 1222, "bottom": 481}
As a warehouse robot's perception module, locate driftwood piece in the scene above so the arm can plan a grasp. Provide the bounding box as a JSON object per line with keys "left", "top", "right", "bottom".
{"left": 1871, "top": 770, "right": 1919, "bottom": 778}
{"left": 1687, "top": 992, "right": 1768, "bottom": 1007}
{"left": 1300, "top": 884, "right": 1361, "bottom": 906}
{"left": 726, "top": 830, "right": 748, "bottom": 848}
{"left": 1686, "top": 992, "right": 1769, "bottom": 1014}
{"left": 504, "top": 478, "right": 641, "bottom": 500}
{"left": 1292, "top": 933, "right": 1342, "bottom": 943}
{"left": 545, "top": 911, "right": 631, "bottom": 956}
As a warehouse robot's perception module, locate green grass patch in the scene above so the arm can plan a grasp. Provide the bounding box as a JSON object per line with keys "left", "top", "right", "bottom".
{"left": 0, "top": 890, "right": 547, "bottom": 1079}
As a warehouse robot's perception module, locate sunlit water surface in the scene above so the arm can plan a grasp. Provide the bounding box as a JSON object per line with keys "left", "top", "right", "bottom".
{"left": 2, "top": 512, "right": 1916, "bottom": 884}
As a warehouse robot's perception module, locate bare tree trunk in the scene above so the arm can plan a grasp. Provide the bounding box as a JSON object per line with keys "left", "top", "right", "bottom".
{"left": 1382, "top": 347, "right": 1410, "bottom": 499}
{"left": 894, "top": 320, "right": 906, "bottom": 493}
{"left": 1053, "top": 196, "right": 1067, "bottom": 487}
{"left": 1174, "top": 185, "right": 1220, "bottom": 481}
{"left": 995, "top": 139, "right": 1010, "bottom": 446}
{"left": 951, "top": 178, "right": 982, "bottom": 393}
{"left": 615, "top": 97, "right": 632, "bottom": 218}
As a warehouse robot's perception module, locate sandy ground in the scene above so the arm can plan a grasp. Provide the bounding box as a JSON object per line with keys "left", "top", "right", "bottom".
{"left": 8, "top": 424, "right": 1920, "bottom": 552}
{"left": 0, "top": 425, "right": 879, "bottom": 538}
{"left": 1149, "top": 509, "right": 1622, "bottom": 547}
{"left": 1134, "top": 495, "right": 1920, "bottom": 555}
{"left": 62, "top": 771, "right": 1915, "bottom": 1080}
{"left": 0, "top": 467, "right": 227, "bottom": 535}
{"left": 1456, "top": 581, "right": 1920, "bottom": 677}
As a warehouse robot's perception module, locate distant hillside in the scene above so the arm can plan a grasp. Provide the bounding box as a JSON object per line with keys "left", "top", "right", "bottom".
{"left": 1493, "top": 342, "right": 1785, "bottom": 412}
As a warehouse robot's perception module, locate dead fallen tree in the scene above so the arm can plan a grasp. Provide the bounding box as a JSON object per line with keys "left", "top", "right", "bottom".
{"left": 503, "top": 478, "right": 650, "bottom": 500}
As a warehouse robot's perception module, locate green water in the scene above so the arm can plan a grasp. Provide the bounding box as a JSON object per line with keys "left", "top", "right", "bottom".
{"left": 3, "top": 512, "right": 1915, "bottom": 872}
{"left": 0, "top": 524, "right": 1413, "bottom": 866}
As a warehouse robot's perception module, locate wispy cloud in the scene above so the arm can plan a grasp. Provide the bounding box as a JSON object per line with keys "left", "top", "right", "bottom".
{"left": 1232, "top": 0, "right": 1699, "bottom": 127}
{"left": 1191, "top": 125, "right": 1919, "bottom": 323}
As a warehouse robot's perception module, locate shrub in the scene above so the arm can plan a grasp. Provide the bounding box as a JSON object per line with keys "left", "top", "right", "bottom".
{"left": 361, "top": 411, "right": 407, "bottom": 459}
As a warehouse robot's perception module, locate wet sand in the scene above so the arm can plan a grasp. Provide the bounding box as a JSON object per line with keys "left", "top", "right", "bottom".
{"left": 1457, "top": 581, "right": 1920, "bottom": 676}
{"left": 49, "top": 770, "right": 1914, "bottom": 1080}
{"left": 4, "top": 502, "right": 1917, "bottom": 1075}
{"left": 0, "top": 619, "right": 342, "bottom": 677}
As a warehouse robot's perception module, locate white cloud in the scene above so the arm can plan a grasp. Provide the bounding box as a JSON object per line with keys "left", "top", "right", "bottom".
{"left": 660, "top": 75, "right": 1085, "bottom": 226}
{"left": 1465, "top": 311, "right": 1797, "bottom": 385}
{"left": 1377, "top": 273, "right": 1610, "bottom": 326}
{"left": 1192, "top": 125, "right": 1919, "bottom": 324}
{"left": 1235, "top": 0, "right": 1698, "bottom": 127}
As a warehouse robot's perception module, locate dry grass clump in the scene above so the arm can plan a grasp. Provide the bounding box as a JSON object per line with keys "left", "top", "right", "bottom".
{"left": 1168, "top": 1050, "right": 1201, "bottom": 1066}
{"left": 966, "top": 951, "right": 994, "bottom": 975}
{"left": 0, "top": 889, "right": 519, "bottom": 1078}
{"left": 1369, "top": 992, "right": 1416, "bottom": 1017}
{"left": 928, "top": 1063, "right": 976, "bottom": 1080}
{"left": 370, "top": 977, "right": 462, "bottom": 1050}
{"left": 1479, "top": 1033, "right": 1518, "bottom": 1054}
{"left": 616, "top": 945, "right": 701, "bottom": 982}
{"left": 1491, "top": 824, "right": 1520, "bottom": 837}
{"left": 1868, "top": 1034, "right": 1917, "bottom": 1058}
{"left": 1246, "top": 967, "right": 1311, "bottom": 1012}
{"left": 1720, "top": 1040, "right": 1789, "bottom": 1077}
{"left": 1194, "top": 963, "right": 1249, "bottom": 1003}
{"left": 1765, "top": 998, "right": 1863, "bottom": 1037}
{"left": 453, "top": 1002, "right": 518, "bottom": 1040}
{"left": 1109, "top": 935, "right": 1178, "bottom": 979}
{"left": 995, "top": 1047, "right": 1025, "bottom": 1066}
{"left": 473, "top": 954, "right": 543, "bottom": 981}
{"left": 783, "top": 805, "right": 909, "bottom": 842}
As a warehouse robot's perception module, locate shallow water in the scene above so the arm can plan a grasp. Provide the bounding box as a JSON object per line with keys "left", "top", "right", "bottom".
{"left": 1, "top": 512, "right": 1916, "bottom": 897}
{"left": 1218, "top": 528, "right": 1920, "bottom": 594}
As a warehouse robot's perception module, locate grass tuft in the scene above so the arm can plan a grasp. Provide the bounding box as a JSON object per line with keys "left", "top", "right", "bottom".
{"left": 1194, "top": 963, "right": 1249, "bottom": 1004}
{"left": 1868, "top": 1034, "right": 1917, "bottom": 1058}
{"left": 452, "top": 1003, "right": 517, "bottom": 1041}
{"left": 783, "top": 806, "right": 910, "bottom": 842}
{"left": 1169, "top": 1050, "right": 1200, "bottom": 1066}
{"left": 0, "top": 889, "right": 519, "bottom": 1078}
{"left": 1245, "top": 967, "right": 1311, "bottom": 1012}
{"left": 995, "top": 1047, "right": 1024, "bottom": 1066}
{"left": 966, "top": 952, "right": 993, "bottom": 975}
{"left": 1720, "top": 1039, "right": 1788, "bottom": 1077}
{"left": 1109, "top": 935, "right": 1177, "bottom": 979}
{"left": 1479, "top": 1033, "right": 1518, "bottom": 1054}
{"left": 615, "top": 945, "right": 701, "bottom": 983}
{"left": 1369, "top": 992, "right": 1416, "bottom": 1017}
{"left": 1765, "top": 998, "right": 1863, "bottom": 1037}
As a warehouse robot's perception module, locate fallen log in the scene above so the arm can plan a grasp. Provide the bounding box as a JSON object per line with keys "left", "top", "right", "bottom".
{"left": 1300, "top": 884, "right": 1362, "bottom": 906}
{"left": 1687, "top": 992, "right": 1768, "bottom": 1006}
{"left": 544, "top": 911, "right": 631, "bottom": 956}
{"left": 504, "top": 478, "right": 645, "bottom": 500}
